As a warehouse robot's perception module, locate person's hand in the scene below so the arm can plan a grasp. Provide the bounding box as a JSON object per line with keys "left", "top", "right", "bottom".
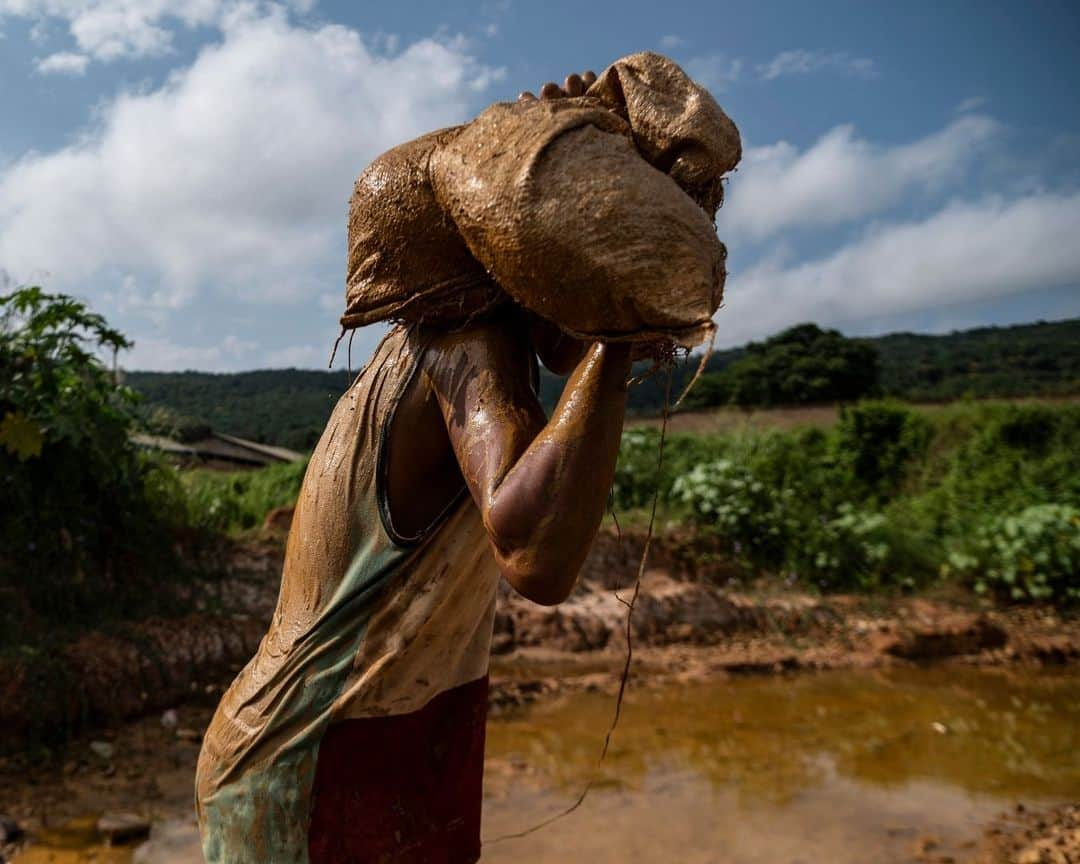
{"left": 518, "top": 70, "right": 597, "bottom": 103}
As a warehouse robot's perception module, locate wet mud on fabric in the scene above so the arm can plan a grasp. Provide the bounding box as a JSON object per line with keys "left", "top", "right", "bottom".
{"left": 196, "top": 327, "right": 501, "bottom": 863}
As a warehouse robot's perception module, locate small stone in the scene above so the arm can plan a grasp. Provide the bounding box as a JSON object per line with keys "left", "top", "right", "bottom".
{"left": 931, "top": 721, "right": 948, "bottom": 735}
{"left": 133, "top": 817, "right": 204, "bottom": 864}
{"left": 0, "top": 815, "right": 26, "bottom": 845}
{"left": 160, "top": 709, "right": 178, "bottom": 729}
{"left": 914, "top": 834, "right": 941, "bottom": 857}
{"left": 98, "top": 812, "right": 151, "bottom": 845}
{"left": 89, "top": 740, "right": 114, "bottom": 761}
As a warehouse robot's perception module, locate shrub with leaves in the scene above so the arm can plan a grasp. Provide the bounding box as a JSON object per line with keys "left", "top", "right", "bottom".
{"left": 950, "top": 504, "right": 1080, "bottom": 603}
{"left": 672, "top": 458, "right": 793, "bottom": 570}
{"left": 611, "top": 427, "right": 724, "bottom": 511}
{"left": 786, "top": 504, "right": 899, "bottom": 590}
{"left": 0, "top": 287, "right": 188, "bottom": 640}
{"left": 833, "top": 401, "right": 931, "bottom": 502}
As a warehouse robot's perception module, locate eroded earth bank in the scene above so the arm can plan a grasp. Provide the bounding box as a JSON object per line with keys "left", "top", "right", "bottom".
{"left": 2, "top": 527, "right": 1078, "bottom": 863}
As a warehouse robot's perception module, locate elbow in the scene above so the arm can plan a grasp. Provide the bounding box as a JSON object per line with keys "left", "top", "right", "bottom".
{"left": 498, "top": 558, "right": 579, "bottom": 607}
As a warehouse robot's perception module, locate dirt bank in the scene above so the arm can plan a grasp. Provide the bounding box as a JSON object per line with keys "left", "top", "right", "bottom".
{"left": 1, "top": 516, "right": 1077, "bottom": 863}
{"left": 3, "top": 527, "right": 1076, "bottom": 752}
{"left": 488, "top": 529, "right": 1078, "bottom": 713}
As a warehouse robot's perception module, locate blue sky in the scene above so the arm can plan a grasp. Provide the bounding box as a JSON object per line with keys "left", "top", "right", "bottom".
{"left": 1, "top": 0, "right": 1078, "bottom": 370}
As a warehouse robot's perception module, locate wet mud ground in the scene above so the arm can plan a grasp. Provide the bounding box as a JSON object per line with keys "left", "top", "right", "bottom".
{"left": 4, "top": 665, "right": 1078, "bottom": 863}
{"left": 3, "top": 529, "right": 1078, "bottom": 863}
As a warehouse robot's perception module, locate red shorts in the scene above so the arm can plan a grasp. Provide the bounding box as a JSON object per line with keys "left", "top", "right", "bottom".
{"left": 307, "top": 676, "right": 488, "bottom": 863}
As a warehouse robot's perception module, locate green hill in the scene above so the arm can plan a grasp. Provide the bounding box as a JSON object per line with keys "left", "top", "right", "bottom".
{"left": 125, "top": 317, "right": 1080, "bottom": 450}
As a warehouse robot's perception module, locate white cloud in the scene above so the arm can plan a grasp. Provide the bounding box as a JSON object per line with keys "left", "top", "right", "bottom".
{"left": 263, "top": 343, "right": 325, "bottom": 368}
{"left": 957, "top": 95, "right": 988, "bottom": 114}
{"left": 658, "top": 34, "right": 684, "bottom": 51}
{"left": 719, "top": 192, "right": 1080, "bottom": 344}
{"left": 0, "top": 9, "right": 498, "bottom": 309}
{"left": 0, "top": 0, "right": 232, "bottom": 62}
{"left": 35, "top": 49, "right": 88, "bottom": 74}
{"left": 684, "top": 53, "right": 742, "bottom": 91}
{"left": 123, "top": 336, "right": 225, "bottom": 370}
{"left": 717, "top": 114, "right": 999, "bottom": 242}
{"left": 757, "top": 49, "right": 876, "bottom": 81}
{"left": 0, "top": 8, "right": 499, "bottom": 370}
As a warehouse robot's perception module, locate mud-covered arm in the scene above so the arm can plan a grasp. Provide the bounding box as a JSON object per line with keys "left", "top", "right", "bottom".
{"left": 424, "top": 325, "right": 631, "bottom": 605}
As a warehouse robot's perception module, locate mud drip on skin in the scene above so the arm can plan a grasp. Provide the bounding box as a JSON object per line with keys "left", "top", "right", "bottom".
{"left": 14, "top": 666, "right": 1078, "bottom": 863}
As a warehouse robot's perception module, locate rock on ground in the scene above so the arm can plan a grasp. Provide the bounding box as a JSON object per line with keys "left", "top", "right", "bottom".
{"left": 133, "top": 817, "right": 204, "bottom": 864}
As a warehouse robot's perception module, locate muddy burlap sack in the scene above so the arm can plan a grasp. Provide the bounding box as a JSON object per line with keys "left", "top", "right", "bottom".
{"left": 342, "top": 52, "right": 740, "bottom": 344}
{"left": 341, "top": 128, "right": 506, "bottom": 330}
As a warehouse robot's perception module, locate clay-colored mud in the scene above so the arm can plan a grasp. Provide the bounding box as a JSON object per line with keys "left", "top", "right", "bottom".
{"left": 10, "top": 666, "right": 1077, "bottom": 863}
{"left": 481, "top": 665, "right": 1080, "bottom": 863}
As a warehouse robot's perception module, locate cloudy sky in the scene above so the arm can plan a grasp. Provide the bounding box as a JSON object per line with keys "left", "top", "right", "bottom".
{"left": 1, "top": 0, "right": 1078, "bottom": 371}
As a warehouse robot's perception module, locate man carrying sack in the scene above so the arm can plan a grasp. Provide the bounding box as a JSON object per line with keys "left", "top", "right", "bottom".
{"left": 196, "top": 52, "right": 740, "bottom": 863}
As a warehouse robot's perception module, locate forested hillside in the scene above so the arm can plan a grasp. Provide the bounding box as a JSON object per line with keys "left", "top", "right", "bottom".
{"left": 127, "top": 368, "right": 353, "bottom": 450}
{"left": 126, "top": 317, "right": 1080, "bottom": 449}
{"left": 874, "top": 318, "right": 1080, "bottom": 400}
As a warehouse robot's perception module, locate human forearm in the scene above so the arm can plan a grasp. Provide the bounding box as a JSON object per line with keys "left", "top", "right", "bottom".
{"left": 487, "top": 342, "right": 631, "bottom": 603}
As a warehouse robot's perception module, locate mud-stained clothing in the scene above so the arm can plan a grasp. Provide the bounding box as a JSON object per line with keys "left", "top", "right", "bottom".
{"left": 196, "top": 326, "right": 500, "bottom": 863}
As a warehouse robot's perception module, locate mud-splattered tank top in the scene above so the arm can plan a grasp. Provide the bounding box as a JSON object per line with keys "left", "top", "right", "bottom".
{"left": 196, "top": 325, "right": 500, "bottom": 863}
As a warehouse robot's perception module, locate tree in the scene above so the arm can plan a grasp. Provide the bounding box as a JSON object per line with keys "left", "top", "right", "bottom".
{"left": 685, "top": 323, "right": 880, "bottom": 409}
{"left": 0, "top": 287, "right": 185, "bottom": 641}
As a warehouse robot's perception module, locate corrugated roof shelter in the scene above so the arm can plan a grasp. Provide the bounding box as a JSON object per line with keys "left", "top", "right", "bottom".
{"left": 132, "top": 432, "right": 303, "bottom": 470}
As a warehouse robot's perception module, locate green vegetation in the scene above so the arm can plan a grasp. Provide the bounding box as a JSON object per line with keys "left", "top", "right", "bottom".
{"left": 949, "top": 505, "right": 1080, "bottom": 603}
{"left": 684, "top": 323, "right": 879, "bottom": 409}
{"left": 3, "top": 285, "right": 1076, "bottom": 669}
{"left": 124, "top": 317, "right": 1080, "bottom": 449}
{"left": 874, "top": 318, "right": 1080, "bottom": 401}
{"left": 0, "top": 288, "right": 308, "bottom": 651}
{"left": 614, "top": 400, "right": 1080, "bottom": 602}
{"left": 126, "top": 367, "right": 352, "bottom": 451}
{"left": 182, "top": 459, "right": 308, "bottom": 534}
{"left": 0, "top": 287, "right": 193, "bottom": 644}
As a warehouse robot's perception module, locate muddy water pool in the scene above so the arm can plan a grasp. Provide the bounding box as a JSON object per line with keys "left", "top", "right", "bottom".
{"left": 480, "top": 665, "right": 1080, "bottom": 863}
{"left": 12, "top": 665, "right": 1079, "bottom": 863}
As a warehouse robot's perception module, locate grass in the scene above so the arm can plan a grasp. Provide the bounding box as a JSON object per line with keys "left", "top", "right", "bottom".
{"left": 180, "top": 457, "right": 309, "bottom": 534}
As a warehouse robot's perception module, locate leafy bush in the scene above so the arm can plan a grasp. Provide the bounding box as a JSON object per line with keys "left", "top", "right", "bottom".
{"left": 786, "top": 504, "right": 897, "bottom": 590}
{"left": 611, "top": 427, "right": 724, "bottom": 511}
{"left": 833, "top": 402, "right": 931, "bottom": 501}
{"left": 685, "top": 323, "right": 880, "bottom": 409}
{"left": 0, "top": 287, "right": 191, "bottom": 640}
{"left": 914, "top": 404, "right": 1080, "bottom": 540}
{"left": 950, "top": 504, "right": 1080, "bottom": 603}
{"left": 672, "top": 459, "right": 792, "bottom": 569}
{"left": 621, "top": 400, "right": 1076, "bottom": 599}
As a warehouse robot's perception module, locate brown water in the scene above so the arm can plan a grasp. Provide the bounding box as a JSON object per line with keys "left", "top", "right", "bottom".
{"left": 480, "top": 665, "right": 1080, "bottom": 863}
{"left": 14, "top": 666, "right": 1080, "bottom": 863}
